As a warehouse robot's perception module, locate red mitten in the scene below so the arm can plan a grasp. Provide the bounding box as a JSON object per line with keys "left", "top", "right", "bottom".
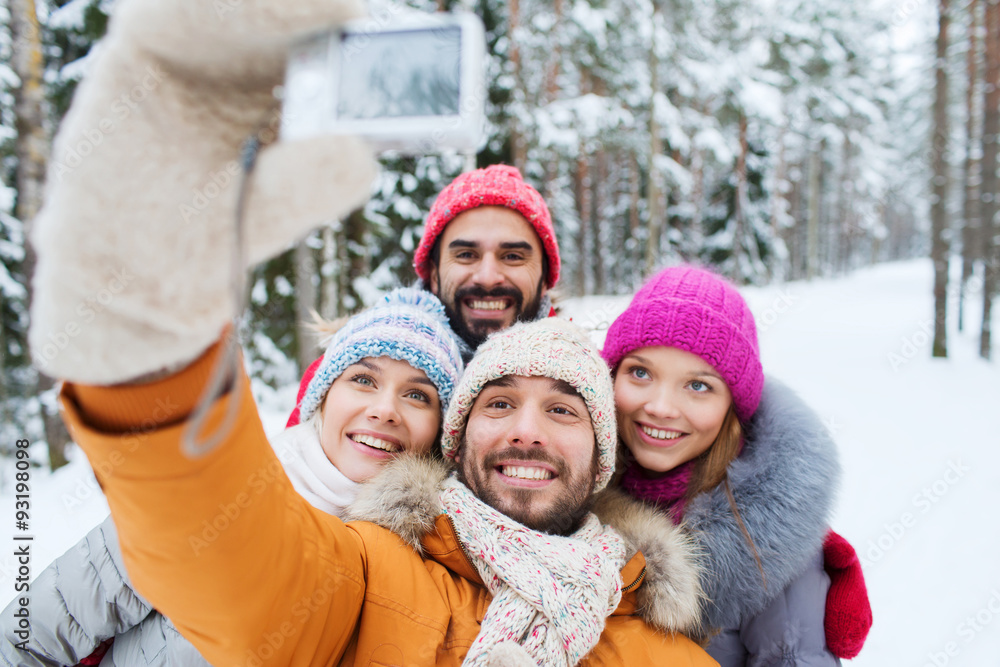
{"left": 285, "top": 356, "right": 323, "bottom": 428}
{"left": 78, "top": 639, "right": 113, "bottom": 666}
{"left": 823, "top": 530, "right": 873, "bottom": 658}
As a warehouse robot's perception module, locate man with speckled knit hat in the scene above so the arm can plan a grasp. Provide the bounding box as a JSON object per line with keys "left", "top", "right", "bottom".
{"left": 55, "top": 315, "right": 718, "bottom": 664}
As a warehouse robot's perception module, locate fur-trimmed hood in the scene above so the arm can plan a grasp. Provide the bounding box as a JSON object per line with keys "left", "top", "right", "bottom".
{"left": 684, "top": 377, "right": 840, "bottom": 630}
{"left": 345, "top": 455, "right": 705, "bottom": 636}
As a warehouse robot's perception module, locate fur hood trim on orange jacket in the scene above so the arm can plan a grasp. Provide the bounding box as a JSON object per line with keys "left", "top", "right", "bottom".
{"left": 344, "top": 455, "right": 706, "bottom": 637}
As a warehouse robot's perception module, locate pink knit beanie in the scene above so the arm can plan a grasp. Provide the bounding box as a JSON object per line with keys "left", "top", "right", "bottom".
{"left": 413, "top": 164, "right": 560, "bottom": 289}
{"left": 601, "top": 266, "right": 764, "bottom": 422}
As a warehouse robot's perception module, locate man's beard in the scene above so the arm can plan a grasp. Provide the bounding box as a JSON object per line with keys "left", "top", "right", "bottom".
{"left": 440, "top": 283, "right": 544, "bottom": 351}
{"left": 456, "top": 443, "right": 597, "bottom": 536}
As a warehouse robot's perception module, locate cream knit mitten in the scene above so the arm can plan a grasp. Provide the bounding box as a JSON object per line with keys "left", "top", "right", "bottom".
{"left": 29, "top": 0, "right": 377, "bottom": 384}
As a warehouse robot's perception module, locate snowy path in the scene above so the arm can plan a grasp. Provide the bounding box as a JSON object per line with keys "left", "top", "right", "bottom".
{"left": 3, "top": 258, "right": 998, "bottom": 665}
{"left": 753, "top": 262, "right": 1000, "bottom": 667}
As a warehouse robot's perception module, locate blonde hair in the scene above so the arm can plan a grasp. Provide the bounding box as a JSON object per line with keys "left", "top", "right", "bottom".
{"left": 685, "top": 406, "right": 767, "bottom": 588}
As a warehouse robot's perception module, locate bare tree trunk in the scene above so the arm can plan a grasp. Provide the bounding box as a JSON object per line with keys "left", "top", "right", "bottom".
{"left": 320, "top": 224, "right": 339, "bottom": 318}
{"left": 770, "top": 127, "right": 787, "bottom": 277}
{"left": 645, "top": 5, "right": 664, "bottom": 275}
{"left": 545, "top": 0, "right": 562, "bottom": 101}
{"left": 575, "top": 149, "right": 591, "bottom": 296}
{"left": 11, "top": 0, "right": 70, "bottom": 470}
{"left": 689, "top": 146, "right": 704, "bottom": 264}
{"left": 981, "top": 0, "right": 1000, "bottom": 359}
{"left": 931, "top": 0, "right": 951, "bottom": 358}
{"left": 592, "top": 75, "right": 608, "bottom": 295}
{"left": 593, "top": 142, "right": 608, "bottom": 295}
{"left": 508, "top": 0, "right": 527, "bottom": 171}
{"left": 629, "top": 151, "right": 641, "bottom": 284}
{"left": 838, "top": 132, "right": 857, "bottom": 275}
{"left": 806, "top": 143, "right": 822, "bottom": 279}
{"left": 294, "top": 235, "right": 318, "bottom": 373}
{"left": 787, "top": 160, "right": 804, "bottom": 279}
{"left": 960, "top": 0, "right": 982, "bottom": 333}
{"left": 541, "top": 0, "right": 562, "bottom": 221}
{"left": 340, "top": 209, "right": 369, "bottom": 313}
{"left": 733, "top": 113, "right": 749, "bottom": 281}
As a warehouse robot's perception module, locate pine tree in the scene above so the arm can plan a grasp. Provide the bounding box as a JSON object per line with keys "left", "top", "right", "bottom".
{"left": 931, "top": 0, "right": 951, "bottom": 358}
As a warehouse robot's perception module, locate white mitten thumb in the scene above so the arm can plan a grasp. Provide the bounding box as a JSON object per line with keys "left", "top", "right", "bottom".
{"left": 245, "top": 135, "right": 376, "bottom": 265}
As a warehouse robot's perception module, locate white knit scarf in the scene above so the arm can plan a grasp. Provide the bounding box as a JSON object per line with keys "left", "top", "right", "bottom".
{"left": 440, "top": 476, "right": 627, "bottom": 666}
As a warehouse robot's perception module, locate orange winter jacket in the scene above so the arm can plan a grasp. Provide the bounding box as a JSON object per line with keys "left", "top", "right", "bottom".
{"left": 59, "top": 342, "right": 717, "bottom": 667}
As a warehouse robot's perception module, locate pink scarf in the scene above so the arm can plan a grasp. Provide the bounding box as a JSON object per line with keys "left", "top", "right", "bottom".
{"left": 621, "top": 459, "right": 695, "bottom": 523}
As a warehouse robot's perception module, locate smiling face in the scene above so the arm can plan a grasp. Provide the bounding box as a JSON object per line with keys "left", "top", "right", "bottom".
{"left": 613, "top": 346, "right": 733, "bottom": 474}
{"left": 319, "top": 356, "right": 442, "bottom": 483}
{"left": 456, "top": 375, "right": 598, "bottom": 535}
{"left": 429, "top": 206, "right": 547, "bottom": 349}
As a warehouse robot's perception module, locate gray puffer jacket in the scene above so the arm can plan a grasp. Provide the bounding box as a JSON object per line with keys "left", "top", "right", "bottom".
{"left": 0, "top": 516, "right": 209, "bottom": 666}
{"left": 682, "top": 378, "right": 842, "bottom": 666}
{"left": 708, "top": 551, "right": 835, "bottom": 666}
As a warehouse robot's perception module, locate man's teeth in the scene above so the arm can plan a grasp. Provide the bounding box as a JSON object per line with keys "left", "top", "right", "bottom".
{"left": 641, "top": 425, "right": 684, "bottom": 441}
{"left": 351, "top": 434, "right": 398, "bottom": 453}
{"left": 469, "top": 300, "right": 507, "bottom": 311}
{"left": 500, "top": 465, "right": 553, "bottom": 481}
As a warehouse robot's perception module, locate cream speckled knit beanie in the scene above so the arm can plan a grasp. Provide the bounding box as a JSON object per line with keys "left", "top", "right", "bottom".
{"left": 440, "top": 318, "right": 617, "bottom": 491}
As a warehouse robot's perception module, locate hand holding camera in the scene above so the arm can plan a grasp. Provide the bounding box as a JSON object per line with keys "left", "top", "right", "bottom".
{"left": 30, "top": 0, "right": 380, "bottom": 384}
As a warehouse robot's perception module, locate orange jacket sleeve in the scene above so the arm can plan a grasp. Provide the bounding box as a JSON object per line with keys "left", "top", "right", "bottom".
{"left": 59, "top": 341, "right": 366, "bottom": 666}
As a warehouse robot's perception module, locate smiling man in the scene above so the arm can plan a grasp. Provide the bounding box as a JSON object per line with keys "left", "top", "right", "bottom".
{"left": 288, "top": 165, "right": 557, "bottom": 414}
{"left": 453, "top": 374, "right": 599, "bottom": 534}
{"left": 58, "top": 318, "right": 715, "bottom": 666}
{"left": 414, "top": 164, "right": 561, "bottom": 350}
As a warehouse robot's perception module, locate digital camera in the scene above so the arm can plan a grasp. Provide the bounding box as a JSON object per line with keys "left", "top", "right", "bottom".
{"left": 281, "top": 12, "right": 486, "bottom": 154}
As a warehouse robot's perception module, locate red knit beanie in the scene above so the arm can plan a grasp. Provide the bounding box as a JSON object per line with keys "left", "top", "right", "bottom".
{"left": 413, "top": 164, "right": 560, "bottom": 289}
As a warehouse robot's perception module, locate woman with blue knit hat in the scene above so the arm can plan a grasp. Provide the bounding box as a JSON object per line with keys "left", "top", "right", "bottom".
{"left": 602, "top": 265, "right": 870, "bottom": 665}
{"left": 0, "top": 288, "right": 465, "bottom": 667}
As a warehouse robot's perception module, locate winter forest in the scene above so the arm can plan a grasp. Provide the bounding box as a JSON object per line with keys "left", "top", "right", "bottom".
{"left": 1, "top": 0, "right": 998, "bottom": 471}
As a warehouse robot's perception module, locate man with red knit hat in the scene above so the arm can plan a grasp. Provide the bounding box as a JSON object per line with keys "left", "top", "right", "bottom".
{"left": 288, "top": 165, "right": 559, "bottom": 425}
{"left": 413, "top": 163, "right": 561, "bottom": 350}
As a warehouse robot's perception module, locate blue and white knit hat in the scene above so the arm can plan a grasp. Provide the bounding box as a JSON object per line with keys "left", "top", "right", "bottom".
{"left": 297, "top": 288, "right": 467, "bottom": 423}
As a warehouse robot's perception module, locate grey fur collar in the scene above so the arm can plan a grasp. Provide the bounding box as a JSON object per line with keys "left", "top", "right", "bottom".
{"left": 344, "top": 455, "right": 704, "bottom": 635}
{"left": 684, "top": 377, "right": 840, "bottom": 629}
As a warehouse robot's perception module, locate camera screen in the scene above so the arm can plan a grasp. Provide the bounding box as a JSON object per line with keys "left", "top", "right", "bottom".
{"left": 338, "top": 26, "right": 462, "bottom": 120}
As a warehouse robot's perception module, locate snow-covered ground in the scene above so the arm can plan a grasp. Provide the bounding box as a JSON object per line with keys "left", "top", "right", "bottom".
{"left": 3, "top": 258, "right": 998, "bottom": 665}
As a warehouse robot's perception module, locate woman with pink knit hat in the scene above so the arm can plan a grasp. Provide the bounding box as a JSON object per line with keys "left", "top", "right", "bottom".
{"left": 602, "top": 265, "right": 871, "bottom": 665}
